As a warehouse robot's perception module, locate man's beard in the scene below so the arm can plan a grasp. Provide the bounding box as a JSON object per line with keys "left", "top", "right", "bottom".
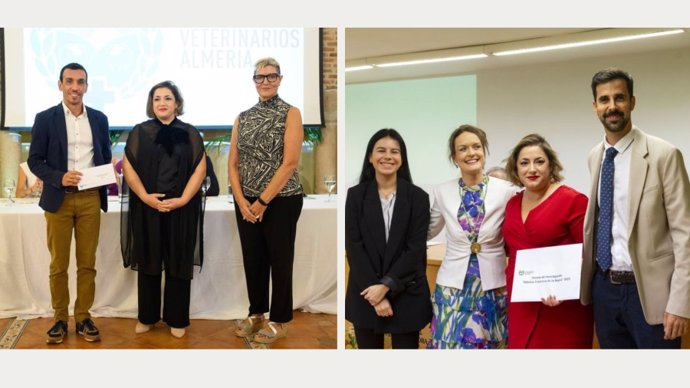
{"left": 601, "top": 110, "right": 629, "bottom": 132}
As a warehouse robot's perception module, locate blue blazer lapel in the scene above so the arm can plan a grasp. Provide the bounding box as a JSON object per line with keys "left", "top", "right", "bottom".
{"left": 86, "top": 106, "right": 105, "bottom": 166}
{"left": 53, "top": 103, "right": 68, "bottom": 171}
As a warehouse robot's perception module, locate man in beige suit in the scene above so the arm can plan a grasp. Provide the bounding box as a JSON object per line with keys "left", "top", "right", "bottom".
{"left": 581, "top": 68, "right": 690, "bottom": 348}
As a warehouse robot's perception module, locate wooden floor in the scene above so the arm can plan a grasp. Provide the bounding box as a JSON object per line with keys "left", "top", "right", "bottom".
{"left": 0, "top": 311, "right": 336, "bottom": 349}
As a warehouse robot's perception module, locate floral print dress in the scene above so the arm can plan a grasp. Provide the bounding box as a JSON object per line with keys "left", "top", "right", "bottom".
{"left": 427, "top": 177, "right": 508, "bottom": 349}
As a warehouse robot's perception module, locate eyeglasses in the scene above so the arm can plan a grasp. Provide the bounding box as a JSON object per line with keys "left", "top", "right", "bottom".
{"left": 253, "top": 73, "right": 281, "bottom": 84}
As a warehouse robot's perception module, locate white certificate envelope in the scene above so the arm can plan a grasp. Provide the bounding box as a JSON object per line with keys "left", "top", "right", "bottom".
{"left": 77, "top": 164, "right": 117, "bottom": 191}
{"left": 511, "top": 243, "right": 583, "bottom": 303}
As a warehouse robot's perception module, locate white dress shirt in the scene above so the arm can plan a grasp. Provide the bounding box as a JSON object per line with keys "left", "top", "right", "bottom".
{"left": 380, "top": 191, "right": 396, "bottom": 243}
{"left": 63, "top": 102, "right": 94, "bottom": 171}
{"left": 598, "top": 130, "right": 634, "bottom": 271}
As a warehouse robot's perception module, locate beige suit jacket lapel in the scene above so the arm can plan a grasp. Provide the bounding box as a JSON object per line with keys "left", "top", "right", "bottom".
{"left": 587, "top": 144, "right": 604, "bottom": 218}
{"left": 627, "top": 127, "right": 649, "bottom": 237}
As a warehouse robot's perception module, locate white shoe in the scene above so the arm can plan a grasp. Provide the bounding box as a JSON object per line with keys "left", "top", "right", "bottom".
{"left": 135, "top": 322, "right": 152, "bottom": 334}
{"left": 171, "top": 327, "right": 186, "bottom": 338}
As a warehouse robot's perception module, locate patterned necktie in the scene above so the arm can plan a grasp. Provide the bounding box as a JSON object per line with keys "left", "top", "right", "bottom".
{"left": 596, "top": 147, "right": 618, "bottom": 271}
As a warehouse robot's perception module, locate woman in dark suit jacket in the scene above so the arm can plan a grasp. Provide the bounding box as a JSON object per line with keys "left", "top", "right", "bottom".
{"left": 345, "top": 128, "right": 432, "bottom": 349}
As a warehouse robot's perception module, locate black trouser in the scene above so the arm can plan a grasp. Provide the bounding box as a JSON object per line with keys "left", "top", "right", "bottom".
{"left": 354, "top": 327, "right": 421, "bottom": 349}
{"left": 235, "top": 195, "right": 303, "bottom": 323}
{"left": 138, "top": 271, "right": 191, "bottom": 329}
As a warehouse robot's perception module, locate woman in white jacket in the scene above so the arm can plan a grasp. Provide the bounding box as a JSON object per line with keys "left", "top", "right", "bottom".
{"left": 427, "top": 125, "right": 516, "bottom": 349}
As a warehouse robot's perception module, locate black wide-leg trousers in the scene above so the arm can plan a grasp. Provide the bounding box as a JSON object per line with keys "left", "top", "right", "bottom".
{"left": 235, "top": 195, "right": 303, "bottom": 323}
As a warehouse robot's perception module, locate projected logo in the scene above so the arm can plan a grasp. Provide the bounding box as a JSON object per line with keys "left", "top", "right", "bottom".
{"left": 29, "top": 28, "right": 163, "bottom": 113}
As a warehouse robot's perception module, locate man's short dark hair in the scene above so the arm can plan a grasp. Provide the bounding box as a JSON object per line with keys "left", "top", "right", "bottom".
{"left": 591, "top": 68, "right": 633, "bottom": 99}
{"left": 59, "top": 63, "right": 88, "bottom": 83}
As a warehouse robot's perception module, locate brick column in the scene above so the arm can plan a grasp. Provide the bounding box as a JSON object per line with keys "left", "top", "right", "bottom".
{"left": 314, "top": 28, "right": 337, "bottom": 194}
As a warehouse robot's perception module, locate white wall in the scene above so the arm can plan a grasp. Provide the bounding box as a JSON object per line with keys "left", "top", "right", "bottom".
{"left": 477, "top": 46, "right": 690, "bottom": 195}
{"left": 345, "top": 47, "right": 690, "bottom": 197}
{"left": 345, "top": 75, "right": 476, "bottom": 191}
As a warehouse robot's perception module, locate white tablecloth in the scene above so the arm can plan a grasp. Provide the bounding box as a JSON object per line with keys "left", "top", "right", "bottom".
{"left": 0, "top": 195, "right": 336, "bottom": 319}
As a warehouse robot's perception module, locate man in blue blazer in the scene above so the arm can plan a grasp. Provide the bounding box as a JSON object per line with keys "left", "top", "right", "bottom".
{"left": 28, "top": 63, "right": 112, "bottom": 344}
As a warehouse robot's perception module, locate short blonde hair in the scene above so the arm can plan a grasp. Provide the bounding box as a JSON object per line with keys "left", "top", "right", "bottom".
{"left": 254, "top": 57, "right": 281, "bottom": 74}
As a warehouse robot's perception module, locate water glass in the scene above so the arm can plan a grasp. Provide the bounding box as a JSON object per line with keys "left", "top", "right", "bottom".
{"left": 3, "top": 178, "right": 16, "bottom": 204}
{"left": 323, "top": 175, "right": 336, "bottom": 201}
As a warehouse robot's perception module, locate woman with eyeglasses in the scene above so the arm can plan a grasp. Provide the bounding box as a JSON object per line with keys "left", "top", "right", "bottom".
{"left": 229, "top": 57, "right": 304, "bottom": 345}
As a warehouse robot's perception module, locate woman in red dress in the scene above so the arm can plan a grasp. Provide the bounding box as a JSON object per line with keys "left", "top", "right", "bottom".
{"left": 502, "top": 134, "right": 593, "bottom": 349}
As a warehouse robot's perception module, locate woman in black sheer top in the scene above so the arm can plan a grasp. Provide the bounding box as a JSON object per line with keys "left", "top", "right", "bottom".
{"left": 121, "top": 81, "right": 206, "bottom": 338}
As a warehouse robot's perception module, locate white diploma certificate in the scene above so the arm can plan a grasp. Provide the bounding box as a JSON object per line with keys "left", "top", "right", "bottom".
{"left": 510, "top": 243, "right": 583, "bottom": 302}
{"left": 77, "top": 164, "right": 117, "bottom": 191}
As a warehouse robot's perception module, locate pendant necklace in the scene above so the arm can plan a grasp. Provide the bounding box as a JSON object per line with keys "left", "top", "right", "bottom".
{"left": 458, "top": 176, "right": 488, "bottom": 254}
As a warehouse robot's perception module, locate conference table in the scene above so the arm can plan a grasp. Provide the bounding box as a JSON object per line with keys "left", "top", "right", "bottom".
{"left": 0, "top": 194, "right": 336, "bottom": 320}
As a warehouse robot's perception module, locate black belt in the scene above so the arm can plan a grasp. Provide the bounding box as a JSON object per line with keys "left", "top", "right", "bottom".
{"left": 600, "top": 269, "right": 636, "bottom": 285}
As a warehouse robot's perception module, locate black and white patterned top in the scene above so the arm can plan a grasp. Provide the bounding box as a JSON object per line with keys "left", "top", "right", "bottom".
{"left": 237, "top": 94, "right": 303, "bottom": 197}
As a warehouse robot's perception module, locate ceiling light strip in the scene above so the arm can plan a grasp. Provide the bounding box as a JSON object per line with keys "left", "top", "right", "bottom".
{"left": 345, "top": 65, "right": 374, "bottom": 72}
{"left": 376, "top": 53, "right": 488, "bottom": 68}
{"left": 493, "top": 29, "right": 685, "bottom": 56}
{"left": 345, "top": 28, "right": 685, "bottom": 72}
